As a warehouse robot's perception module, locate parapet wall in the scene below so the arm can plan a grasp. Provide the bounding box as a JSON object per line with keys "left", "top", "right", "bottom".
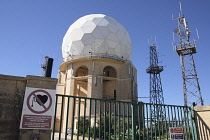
{"left": 0, "top": 74, "right": 57, "bottom": 140}
{"left": 194, "top": 105, "right": 210, "bottom": 139}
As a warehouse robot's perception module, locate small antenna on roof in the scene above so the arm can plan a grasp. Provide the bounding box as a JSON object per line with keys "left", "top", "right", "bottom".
{"left": 196, "top": 28, "right": 200, "bottom": 41}
{"left": 148, "top": 38, "right": 150, "bottom": 46}
{"left": 155, "top": 36, "right": 158, "bottom": 49}
{"left": 179, "top": 2, "right": 183, "bottom": 16}
{"left": 172, "top": 32, "right": 176, "bottom": 51}
{"left": 155, "top": 36, "right": 157, "bottom": 44}
{"left": 41, "top": 56, "right": 54, "bottom": 78}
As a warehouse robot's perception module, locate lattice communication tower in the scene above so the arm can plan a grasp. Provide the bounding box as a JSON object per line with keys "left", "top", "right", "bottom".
{"left": 173, "top": 3, "right": 204, "bottom": 106}
{"left": 146, "top": 45, "right": 164, "bottom": 120}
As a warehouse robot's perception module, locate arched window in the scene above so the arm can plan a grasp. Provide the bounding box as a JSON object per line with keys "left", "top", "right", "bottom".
{"left": 76, "top": 66, "right": 88, "bottom": 77}
{"left": 103, "top": 66, "right": 116, "bottom": 78}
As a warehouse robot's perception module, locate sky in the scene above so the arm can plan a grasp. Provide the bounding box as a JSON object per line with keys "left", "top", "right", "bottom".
{"left": 0, "top": 0, "right": 210, "bottom": 106}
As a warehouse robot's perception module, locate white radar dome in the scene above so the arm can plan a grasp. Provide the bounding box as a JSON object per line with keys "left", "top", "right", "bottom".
{"left": 62, "top": 14, "right": 132, "bottom": 62}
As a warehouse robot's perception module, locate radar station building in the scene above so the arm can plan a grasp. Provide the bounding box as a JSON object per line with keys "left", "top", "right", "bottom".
{"left": 57, "top": 14, "right": 137, "bottom": 102}
{"left": 56, "top": 14, "right": 137, "bottom": 132}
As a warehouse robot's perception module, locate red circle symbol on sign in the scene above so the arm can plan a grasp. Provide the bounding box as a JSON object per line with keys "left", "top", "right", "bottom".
{"left": 27, "top": 90, "right": 52, "bottom": 114}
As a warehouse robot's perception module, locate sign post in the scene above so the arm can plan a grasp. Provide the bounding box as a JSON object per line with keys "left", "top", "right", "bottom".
{"left": 20, "top": 87, "right": 56, "bottom": 129}
{"left": 169, "top": 127, "right": 184, "bottom": 140}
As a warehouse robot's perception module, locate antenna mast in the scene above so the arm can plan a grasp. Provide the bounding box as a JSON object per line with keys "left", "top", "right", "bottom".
{"left": 41, "top": 56, "right": 54, "bottom": 78}
{"left": 173, "top": 3, "right": 204, "bottom": 106}
{"left": 146, "top": 44, "right": 164, "bottom": 120}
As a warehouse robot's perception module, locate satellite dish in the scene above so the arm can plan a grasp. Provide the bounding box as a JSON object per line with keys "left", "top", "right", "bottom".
{"left": 174, "top": 28, "right": 179, "bottom": 34}
{"left": 180, "top": 31, "right": 186, "bottom": 38}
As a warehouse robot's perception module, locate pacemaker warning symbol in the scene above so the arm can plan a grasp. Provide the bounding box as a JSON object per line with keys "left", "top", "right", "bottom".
{"left": 35, "top": 94, "right": 48, "bottom": 106}
{"left": 27, "top": 90, "right": 52, "bottom": 114}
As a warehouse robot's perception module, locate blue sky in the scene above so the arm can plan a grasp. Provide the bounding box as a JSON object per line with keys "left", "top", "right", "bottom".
{"left": 0, "top": 0, "right": 210, "bottom": 106}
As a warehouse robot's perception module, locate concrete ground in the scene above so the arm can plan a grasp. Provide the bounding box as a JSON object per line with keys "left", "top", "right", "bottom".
{"left": 52, "top": 133, "right": 100, "bottom": 140}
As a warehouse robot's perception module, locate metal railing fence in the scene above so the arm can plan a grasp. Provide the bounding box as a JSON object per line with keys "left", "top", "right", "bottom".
{"left": 194, "top": 111, "right": 210, "bottom": 140}
{"left": 52, "top": 94, "right": 197, "bottom": 140}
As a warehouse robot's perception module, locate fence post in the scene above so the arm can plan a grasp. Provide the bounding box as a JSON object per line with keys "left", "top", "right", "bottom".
{"left": 52, "top": 94, "right": 58, "bottom": 140}
{"left": 191, "top": 107, "right": 198, "bottom": 140}
{"left": 132, "top": 102, "right": 137, "bottom": 140}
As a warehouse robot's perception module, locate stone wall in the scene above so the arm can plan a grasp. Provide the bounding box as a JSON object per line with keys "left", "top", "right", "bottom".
{"left": 0, "top": 75, "right": 27, "bottom": 140}
{"left": 194, "top": 105, "right": 210, "bottom": 139}
{"left": 0, "top": 74, "right": 57, "bottom": 140}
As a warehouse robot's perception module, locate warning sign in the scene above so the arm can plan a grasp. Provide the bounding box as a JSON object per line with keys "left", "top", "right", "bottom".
{"left": 20, "top": 87, "right": 56, "bottom": 129}
{"left": 22, "top": 115, "right": 52, "bottom": 128}
{"left": 170, "top": 127, "right": 183, "bottom": 133}
{"left": 171, "top": 134, "right": 184, "bottom": 139}
{"left": 170, "top": 127, "right": 184, "bottom": 140}
{"left": 26, "top": 89, "right": 52, "bottom": 114}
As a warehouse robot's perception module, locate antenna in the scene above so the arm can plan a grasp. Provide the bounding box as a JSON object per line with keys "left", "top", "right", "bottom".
{"left": 172, "top": 32, "right": 177, "bottom": 51}
{"left": 196, "top": 28, "right": 200, "bottom": 41}
{"left": 146, "top": 44, "right": 165, "bottom": 120}
{"left": 155, "top": 35, "right": 157, "bottom": 44}
{"left": 173, "top": 3, "right": 204, "bottom": 106}
{"left": 41, "top": 56, "right": 54, "bottom": 78}
{"left": 179, "top": 2, "right": 183, "bottom": 16}
{"left": 148, "top": 35, "right": 158, "bottom": 46}
{"left": 148, "top": 38, "right": 150, "bottom": 46}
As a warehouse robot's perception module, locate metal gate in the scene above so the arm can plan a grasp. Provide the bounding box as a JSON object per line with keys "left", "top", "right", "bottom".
{"left": 52, "top": 94, "right": 197, "bottom": 140}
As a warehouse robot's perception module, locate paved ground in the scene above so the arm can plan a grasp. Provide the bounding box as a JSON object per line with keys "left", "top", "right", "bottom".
{"left": 52, "top": 133, "right": 99, "bottom": 140}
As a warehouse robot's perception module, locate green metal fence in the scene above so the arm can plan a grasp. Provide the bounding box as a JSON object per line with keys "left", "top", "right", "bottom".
{"left": 52, "top": 94, "right": 197, "bottom": 140}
